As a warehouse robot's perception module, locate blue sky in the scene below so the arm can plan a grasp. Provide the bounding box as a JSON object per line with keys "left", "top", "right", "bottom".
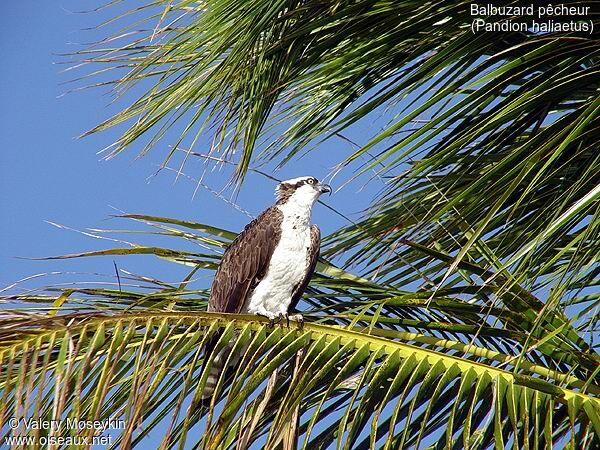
{"left": 0, "top": 1, "right": 388, "bottom": 297}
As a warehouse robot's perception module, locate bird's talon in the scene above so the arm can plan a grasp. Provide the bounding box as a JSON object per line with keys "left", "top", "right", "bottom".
{"left": 260, "top": 312, "right": 303, "bottom": 330}
{"left": 288, "top": 313, "right": 304, "bottom": 330}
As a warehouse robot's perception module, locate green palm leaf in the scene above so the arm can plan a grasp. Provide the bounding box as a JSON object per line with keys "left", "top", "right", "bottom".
{"left": 1, "top": 312, "right": 598, "bottom": 449}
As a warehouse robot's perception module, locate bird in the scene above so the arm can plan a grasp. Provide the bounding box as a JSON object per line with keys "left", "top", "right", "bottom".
{"left": 202, "top": 176, "right": 331, "bottom": 399}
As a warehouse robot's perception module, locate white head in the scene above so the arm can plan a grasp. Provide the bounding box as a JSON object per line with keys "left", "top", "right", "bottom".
{"left": 275, "top": 176, "right": 331, "bottom": 209}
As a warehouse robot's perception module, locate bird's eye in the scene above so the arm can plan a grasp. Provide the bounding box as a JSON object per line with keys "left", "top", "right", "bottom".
{"left": 307, "top": 178, "right": 316, "bottom": 185}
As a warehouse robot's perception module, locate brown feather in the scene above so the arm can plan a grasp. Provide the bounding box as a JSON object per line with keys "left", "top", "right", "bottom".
{"left": 289, "top": 224, "right": 320, "bottom": 312}
{"left": 208, "top": 206, "right": 283, "bottom": 313}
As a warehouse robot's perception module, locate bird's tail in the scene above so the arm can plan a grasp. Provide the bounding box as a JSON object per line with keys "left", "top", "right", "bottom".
{"left": 202, "top": 342, "right": 230, "bottom": 400}
{"left": 201, "top": 333, "right": 246, "bottom": 400}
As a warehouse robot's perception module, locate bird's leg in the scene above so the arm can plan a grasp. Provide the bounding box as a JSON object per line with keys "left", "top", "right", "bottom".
{"left": 260, "top": 313, "right": 277, "bottom": 329}
{"left": 276, "top": 313, "right": 287, "bottom": 329}
{"left": 287, "top": 313, "right": 304, "bottom": 331}
{"left": 265, "top": 313, "right": 286, "bottom": 329}
{"left": 265, "top": 313, "right": 301, "bottom": 329}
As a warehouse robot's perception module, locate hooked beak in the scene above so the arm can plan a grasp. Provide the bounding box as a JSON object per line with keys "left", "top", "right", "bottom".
{"left": 317, "top": 183, "right": 332, "bottom": 195}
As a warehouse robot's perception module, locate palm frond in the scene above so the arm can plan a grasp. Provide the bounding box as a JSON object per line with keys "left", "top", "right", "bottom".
{"left": 1, "top": 312, "right": 598, "bottom": 449}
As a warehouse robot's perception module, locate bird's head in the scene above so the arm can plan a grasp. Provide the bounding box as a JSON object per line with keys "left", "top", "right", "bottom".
{"left": 275, "top": 176, "right": 331, "bottom": 207}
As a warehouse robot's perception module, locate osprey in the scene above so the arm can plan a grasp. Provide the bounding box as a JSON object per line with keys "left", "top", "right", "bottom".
{"left": 203, "top": 176, "right": 331, "bottom": 398}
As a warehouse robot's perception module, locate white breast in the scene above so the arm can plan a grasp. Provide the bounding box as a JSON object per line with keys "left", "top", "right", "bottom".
{"left": 245, "top": 206, "right": 312, "bottom": 318}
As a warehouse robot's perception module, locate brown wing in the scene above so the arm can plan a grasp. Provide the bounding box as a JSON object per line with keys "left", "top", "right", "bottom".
{"left": 209, "top": 207, "right": 282, "bottom": 313}
{"left": 289, "top": 224, "right": 320, "bottom": 312}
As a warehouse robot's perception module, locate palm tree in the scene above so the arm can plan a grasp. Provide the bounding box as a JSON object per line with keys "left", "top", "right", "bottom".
{"left": 2, "top": 1, "right": 599, "bottom": 448}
